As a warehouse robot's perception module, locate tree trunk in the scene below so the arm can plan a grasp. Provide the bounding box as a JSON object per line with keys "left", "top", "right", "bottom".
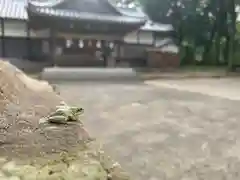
{"left": 224, "top": 35, "right": 230, "bottom": 64}
{"left": 215, "top": 33, "right": 221, "bottom": 65}
{"left": 203, "top": 20, "right": 217, "bottom": 62}
{"left": 227, "top": 0, "right": 236, "bottom": 71}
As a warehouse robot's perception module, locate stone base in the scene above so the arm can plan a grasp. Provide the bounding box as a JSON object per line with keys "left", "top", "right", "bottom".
{"left": 41, "top": 67, "right": 139, "bottom": 82}
{"left": 107, "top": 57, "right": 116, "bottom": 67}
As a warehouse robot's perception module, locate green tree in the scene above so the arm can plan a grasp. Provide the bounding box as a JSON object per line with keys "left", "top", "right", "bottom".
{"left": 138, "top": 0, "right": 238, "bottom": 69}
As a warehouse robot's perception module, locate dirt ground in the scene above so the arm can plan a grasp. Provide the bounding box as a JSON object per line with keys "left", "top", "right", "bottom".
{"left": 0, "top": 62, "right": 131, "bottom": 180}
{"left": 56, "top": 78, "right": 240, "bottom": 180}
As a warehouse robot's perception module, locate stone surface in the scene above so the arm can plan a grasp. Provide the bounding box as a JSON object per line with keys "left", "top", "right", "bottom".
{"left": 0, "top": 152, "right": 108, "bottom": 180}
{"left": 146, "top": 78, "right": 240, "bottom": 100}
{"left": 56, "top": 78, "right": 240, "bottom": 180}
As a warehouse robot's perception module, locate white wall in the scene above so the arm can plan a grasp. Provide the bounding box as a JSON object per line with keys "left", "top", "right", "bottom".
{"left": 120, "top": 44, "right": 147, "bottom": 59}
{"left": 4, "top": 20, "right": 27, "bottom": 37}
{"left": 124, "top": 30, "right": 154, "bottom": 45}
{"left": 124, "top": 31, "right": 138, "bottom": 44}
{"left": 138, "top": 31, "right": 153, "bottom": 45}
{"left": 30, "top": 29, "right": 50, "bottom": 38}
{"left": 1, "top": 19, "right": 50, "bottom": 38}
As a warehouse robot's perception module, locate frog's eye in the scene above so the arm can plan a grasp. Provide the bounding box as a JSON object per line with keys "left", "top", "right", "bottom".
{"left": 75, "top": 108, "right": 84, "bottom": 113}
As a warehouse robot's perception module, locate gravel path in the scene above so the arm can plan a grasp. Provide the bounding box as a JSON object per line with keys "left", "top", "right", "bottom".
{"left": 56, "top": 80, "right": 240, "bottom": 180}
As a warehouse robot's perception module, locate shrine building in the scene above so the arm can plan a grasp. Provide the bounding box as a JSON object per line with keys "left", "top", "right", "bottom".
{"left": 0, "top": 0, "right": 178, "bottom": 68}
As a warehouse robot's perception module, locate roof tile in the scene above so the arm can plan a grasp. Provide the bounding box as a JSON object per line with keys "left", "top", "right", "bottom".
{"left": 0, "top": 0, "right": 28, "bottom": 20}
{"left": 0, "top": 0, "right": 173, "bottom": 32}
{"left": 32, "top": 6, "right": 145, "bottom": 24}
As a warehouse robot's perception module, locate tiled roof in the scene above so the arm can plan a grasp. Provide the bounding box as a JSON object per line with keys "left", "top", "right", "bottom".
{"left": 116, "top": 8, "right": 174, "bottom": 32}
{"left": 141, "top": 21, "right": 173, "bottom": 32}
{"left": 54, "top": 0, "right": 120, "bottom": 15}
{"left": 0, "top": 0, "right": 28, "bottom": 20}
{"left": 0, "top": 0, "right": 172, "bottom": 32}
{"left": 31, "top": 6, "right": 145, "bottom": 25}
{"left": 115, "top": 7, "right": 147, "bottom": 18}
{"left": 29, "top": 0, "right": 64, "bottom": 7}
{"left": 108, "top": 0, "right": 174, "bottom": 32}
{"left": 107, "top": 0, "right": 146, "bottom": 18}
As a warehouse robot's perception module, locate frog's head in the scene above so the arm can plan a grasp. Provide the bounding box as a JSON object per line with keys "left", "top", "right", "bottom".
{"left": 76, "top": 107, "right": 84, "bottom": 115}
{"left": 71, "top": 107, "right": 84, "bottom": 116}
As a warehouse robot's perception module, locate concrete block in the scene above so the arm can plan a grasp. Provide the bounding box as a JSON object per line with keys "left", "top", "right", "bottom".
{"left": 40, "top": 67, "right": 140, "bottom": 82}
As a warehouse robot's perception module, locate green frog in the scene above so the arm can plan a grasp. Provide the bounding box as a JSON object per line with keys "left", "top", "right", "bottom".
{"left": 47, "top": 101, "right": 84, "bottom": 124}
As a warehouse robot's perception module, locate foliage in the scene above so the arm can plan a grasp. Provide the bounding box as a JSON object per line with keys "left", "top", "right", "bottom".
{"left": 134, "top": 0, "right": 239, "bottom": 69}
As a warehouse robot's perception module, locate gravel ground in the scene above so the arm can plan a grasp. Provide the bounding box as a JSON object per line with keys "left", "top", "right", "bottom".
{"left": 55, "top": 79, "right": 240, "bottom": 180}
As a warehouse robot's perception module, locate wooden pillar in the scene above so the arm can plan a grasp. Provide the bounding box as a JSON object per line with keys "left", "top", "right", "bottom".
{"left": 1, "top": 18, "right": 5, "bottom": 57}
{"left": 116, "top": 40, "right": 121, "bottom": 66}
{"left": 111, "top": 41, "right": 117, "bottom": 68}
{"left": 102, "top": 40, "right": 107, "bottom": 67}
{"left": 152, "top": 32, "right": 156, "bottom": 46}
{"left": 26, "top": 22, "right": 31, "bottom": 59}
{"left": 106, "top": 41, "right": 115, "bottom": 68}
{"left": 137, "top": 30, "right": 140, "bottom": 44}
{"left": 49, "top": 29, "right": 56, "bottom": 66}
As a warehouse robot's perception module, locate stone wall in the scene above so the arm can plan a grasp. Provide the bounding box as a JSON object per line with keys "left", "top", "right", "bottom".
{"left": 117, "top": 44, "right": 149, "bottom": 67}
{"left": 147, "top": 50, "right": 180, "bottom": 69}
{"left": 120, "top": 44, "right": 148, "bottom": 59}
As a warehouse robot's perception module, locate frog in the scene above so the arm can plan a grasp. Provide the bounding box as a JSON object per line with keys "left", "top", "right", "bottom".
{"left": 47, "top": 102, "right": 84, "bottom": 124}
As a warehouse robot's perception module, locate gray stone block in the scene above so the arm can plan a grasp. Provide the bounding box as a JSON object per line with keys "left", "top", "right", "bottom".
{"left": 41, "top": 67, "right": 140, "bottom": 82}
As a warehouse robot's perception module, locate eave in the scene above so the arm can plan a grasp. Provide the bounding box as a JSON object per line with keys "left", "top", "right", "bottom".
{"left": 27, "top": 4, "right": 146, "bottom": 26}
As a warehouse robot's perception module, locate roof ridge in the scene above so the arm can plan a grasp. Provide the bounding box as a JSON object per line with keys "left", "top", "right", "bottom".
{"left": 28, "top": 0, "right": 65, "bottom": 7}
{"left": 105, "top": 0, "right": 128, "bottom": 15}
{"left": 107, "top": 0, "right": 149, "bottom": 20}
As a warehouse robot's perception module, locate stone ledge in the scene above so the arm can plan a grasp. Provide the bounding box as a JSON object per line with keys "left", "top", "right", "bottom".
{"left": 140, "top": 71, "right": 240, "bottom": 80}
